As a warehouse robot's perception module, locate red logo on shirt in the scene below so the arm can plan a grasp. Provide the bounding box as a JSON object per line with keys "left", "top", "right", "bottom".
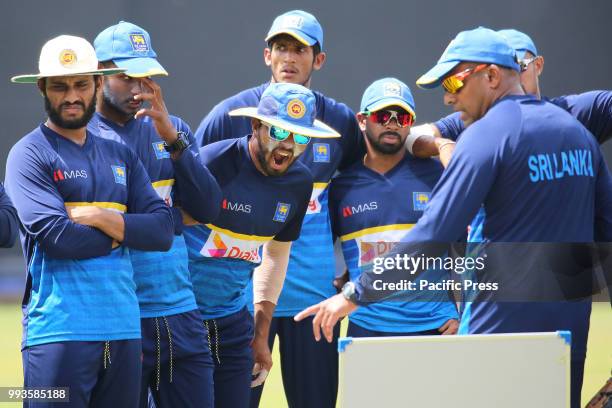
{"left": 342, "top": 206, "right": 352, "bottom": 217}
{"left": 53, "top": 169, "right": 65, "bottom": 182}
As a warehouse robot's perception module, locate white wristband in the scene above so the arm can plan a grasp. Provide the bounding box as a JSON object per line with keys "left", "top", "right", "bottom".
{"left": 406, "top": 124, "right": 436, "bottom": 154}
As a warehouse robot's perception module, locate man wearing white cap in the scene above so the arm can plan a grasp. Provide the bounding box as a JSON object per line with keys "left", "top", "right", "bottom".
{"left": 178, "top": 82, "right": 339, "bottom": 407}
{"left": 91, "top": 21, "right": 221, "bottom": 408}
{"left": 6, "top": 35, "right": 174, "bottom": 407}
{"left": 194, "top": 10, "right": 362, "bottom": 408}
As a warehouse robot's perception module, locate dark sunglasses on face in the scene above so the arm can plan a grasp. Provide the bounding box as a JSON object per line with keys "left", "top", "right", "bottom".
{"left": 363, "top": 109, "right": 415, "bottom": 128}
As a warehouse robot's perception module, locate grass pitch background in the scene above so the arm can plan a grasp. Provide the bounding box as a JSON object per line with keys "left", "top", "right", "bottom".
{"left": 0, "top": 303, "right": 609, "bottom": 407}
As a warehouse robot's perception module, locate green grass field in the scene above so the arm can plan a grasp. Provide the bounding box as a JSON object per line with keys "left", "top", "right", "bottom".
{"left": 0, "top": 303, "right": 609, "bottom": 407}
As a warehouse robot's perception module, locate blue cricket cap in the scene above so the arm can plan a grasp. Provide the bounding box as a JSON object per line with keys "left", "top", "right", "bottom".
{"left": 417, "top": 26, "right": 520, "bottom": 89}
{"left": 265, "top": 10, "right": 324, "bottom": 50}
{"left": 360, "top": 78, "right": 416, "bottom": 119}
{"left": 94, "top": 21, "right": 168, "bottom": 77}
{"left": 498, "top": 29, "right": 538, "bottom": 59}
{"left": 228, "top": 83, "right": 339, "bottom": 138}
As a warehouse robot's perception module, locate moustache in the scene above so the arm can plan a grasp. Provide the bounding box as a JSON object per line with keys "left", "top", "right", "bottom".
{"left": 60, "top": 102, "right": 86, "bottom": 109}
{"left": 379, "top": 131, "right": 401, "bottom": 140}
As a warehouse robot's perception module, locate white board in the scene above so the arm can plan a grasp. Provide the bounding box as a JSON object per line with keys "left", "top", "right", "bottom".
{"left": 338, "top": 331, "right": 570, "bottom": 408}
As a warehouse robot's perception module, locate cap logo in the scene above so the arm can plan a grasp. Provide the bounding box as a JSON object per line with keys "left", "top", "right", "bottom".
{"left": 129, "top": 34, "right": 149, "bottom": 52}
{"left": 281, "top": 15, "right": 304, "bottom": 29}
{"left": 59, "top": 49, "right": 77, "bottom": 67}
{"left": 287, "top": 99, "right": 306, "bottom": 119}
{"left": 383, "top": 82, "right": 401, "bottom": 97}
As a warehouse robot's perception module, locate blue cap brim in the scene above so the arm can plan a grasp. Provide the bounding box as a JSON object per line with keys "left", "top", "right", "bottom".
{"left": 265, "top": 30, "right": 317, "bottom": 47}
{"left": 363, "top": 98, "right": 416, "bottom": 120}
{"left": 416, "top": 60, "right": 460, "bottom": 89}
{"left": 228, "top": 107, "right": 340, "bottom": 138}
{"left": 112, "top": 57, "right": 168, "bottom": 77}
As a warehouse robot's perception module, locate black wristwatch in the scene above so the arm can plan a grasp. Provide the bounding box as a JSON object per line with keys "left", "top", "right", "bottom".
{"left": 164, "top": 131, "right": 191, "bottom": 154}
{"left": 341, "top": 281, "right": 358, "bottom": 303}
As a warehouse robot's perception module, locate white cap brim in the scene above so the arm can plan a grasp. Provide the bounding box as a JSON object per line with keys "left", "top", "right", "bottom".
{"left": 229, "top": 107, "right": 340, "bottom": 138}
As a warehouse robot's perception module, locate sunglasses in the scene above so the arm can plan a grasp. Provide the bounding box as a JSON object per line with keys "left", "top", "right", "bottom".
{"left": 519, "top": 56, "right": 538, "bottom": 72}
{"left": 264, "top": 122, "right": 311, "bottom": 145}
{"left": 363, "top": 109, "right": 414, "bottom": 128}
{"left": 442, "top": 64, "right": 488, "bottom": 94}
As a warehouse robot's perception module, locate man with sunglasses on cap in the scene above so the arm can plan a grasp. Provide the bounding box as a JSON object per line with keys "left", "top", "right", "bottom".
{"left": 328, "top": 78, "right": 459, "bottom": 340}
{"left": 0, "top": 184, "right": 18, "bottom": 248}
{"left": 6, "top": 35, "right": 175, "bottom": 407}
{"left": 411, "top": 28, "right": 612, "bottom": 165}
{"left": 296, "top": 27, "right": 612, "bottom": 408}
{"left": 194, "top": 10, "right": 365, "bottom": 407}
{"left": 90, "top": 21, "right": 221, "bottom": 408}
{"left": 177, "top": 82, "right": 339, "bottom": 407}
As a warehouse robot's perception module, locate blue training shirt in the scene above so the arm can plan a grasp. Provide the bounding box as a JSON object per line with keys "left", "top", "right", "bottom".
{"left": 179, "top": 136, "right": 313, "bottom": 319}
{"left": 194, "top": 83, "right": 363, "bottom": 316}
{"left": 5, "top": 124, "right": 174, "bottom": 347}
{"left": 0, "top": 183, "right": 18, "bottom": 248}
{"left": 329, "top": 155, "right": 458, "bottom": 333}
{"left": 89, "top": 113, "right": 221, "bottom": 318}
{"left": 372, "top": 96, "right": 612, "bottom": 358}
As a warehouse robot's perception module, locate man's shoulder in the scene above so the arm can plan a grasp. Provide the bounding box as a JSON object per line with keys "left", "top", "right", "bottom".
{"left": 313, "top": 90, "right": 356, "bottom": 120}
{"left": 212, "top": 83, "right": 267, "bottom": 113}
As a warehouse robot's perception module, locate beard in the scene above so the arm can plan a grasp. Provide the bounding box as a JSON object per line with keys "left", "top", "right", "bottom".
{"left": 102, "top": 82, "right": 140, "bottom": 119}
{"left": 365, "top": 129, "right": 405, "bottom": 155}
{"left": 44, "top": 88, "right": 97, "bottom": 130}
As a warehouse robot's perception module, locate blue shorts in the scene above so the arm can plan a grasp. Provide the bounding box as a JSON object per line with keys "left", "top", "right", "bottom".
{"left": 141, "top": 309, "right": 214, "bottom": 408}
{"left": 250, "top": 316, "right": 339, "bottom": 408}
{"left": 205, "top": 307, "right": 254, "bottom": 408}
{"left": 23, "top": 339, "right": 141, "bottom": 408}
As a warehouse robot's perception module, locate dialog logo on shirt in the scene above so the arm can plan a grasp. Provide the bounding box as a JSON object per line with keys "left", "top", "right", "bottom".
{"left": 112, "top": 165, "right": 127, "bottom": 185}
{"left": 306, "top": 183, "right": 328, "bottom": 215}
{"left": 412, "top": 192, "right": 430, "bottom": 211}
{"left": 129, "top": 33, "right": 149, "bottom": 52}
{"left": 342, "top": 201, "right": 378, "bottom": 217}
{"left": 202, "top": 231, "right": 262, "bottom": 263}
{"left": 152, "top": 142, "right": 170, "bottom": 159}
{"left": 53, "top": 168, "right": 88, "bottom": 182}
{"left": 273, "top": 202, "right": 291, "bottom": 222}
{"left": 222, "top": 199, "right": 252, "bottom": 214}
{"left": 313, "top": 143, "right": 330, "bottom": 163}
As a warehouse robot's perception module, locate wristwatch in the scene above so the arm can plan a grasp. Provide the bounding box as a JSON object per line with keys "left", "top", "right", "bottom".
{"left": 341, "top": 281, "right": 357, "bottom": 303}
{"left": 164, "top": 131, "right": 191, "bottom": 154}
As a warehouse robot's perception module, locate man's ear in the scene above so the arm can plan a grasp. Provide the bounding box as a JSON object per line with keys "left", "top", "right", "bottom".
{"left": 313, "top": 51, "right": 326, "bottom": 71}
{"left": 356, "top": 112, "right": 367, "bottom": 132}
{"left": 251, "top": 118, "right": 262, "bottom": 133}
{"left": 264, "top": 47, "right": 272, "bottom": 67}
{"left": 37, "top": 78, "right": 45, "bottom": 96}
{"left": 535, "top": 55, "right": 545, "bottom": 77}
{"left": 487, "top": 65, "right": 503, "bottom": 88}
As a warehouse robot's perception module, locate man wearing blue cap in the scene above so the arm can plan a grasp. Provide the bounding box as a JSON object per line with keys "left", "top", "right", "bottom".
{"left": 7, "top": 34, "right": 175, "bottom": 407}
{"left": 296, "top": 27, "right": 612, "bottom": 408}
{"left": 92, "top": 21, "right": 221, "bottom": 408}
{"left": 412, "top": 28, "right": 611, "bottom": 164}
{"left": 178, "top": 82, "right": 339, "bottom": 408}
{"left": 0, "top": 184, "right": 18, "bottom": 248}
{"left": 328, "top": 78, "right": 459, "bottom": 339}
{"left": 193, "top": 10, "right": 363, "bottom": 408}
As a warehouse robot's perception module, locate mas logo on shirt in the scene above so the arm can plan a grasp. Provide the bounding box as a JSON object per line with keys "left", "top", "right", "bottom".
{"left": 313, "top": 143, "right": 330, "bottom": 163}
{"left": 112, "top": 165, "right": 127, "bottom": 185}
{"left": 413, "top": 192, "right": 430, "bottom": 211}
{"left": 342, "top": 201, "right": 378, "bottom": 217}
{"left": 273, "top": 202, "right": 291, "bottom": 222}
{"left": 152, "top": 142, "right": 170, "bottom": 159}
{"left": 129, "top": 33, "right": 149, "bottom": 52}
{"left": 52, "top": 168, "right": 88, "bottom": 182}
{"left": 222, "top": 199, "right": 252, "bottom": 213}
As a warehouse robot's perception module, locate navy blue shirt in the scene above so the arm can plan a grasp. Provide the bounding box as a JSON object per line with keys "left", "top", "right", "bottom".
{"left": 329, "top": 155, "right": 458, "bottom": 332}
{"left": 195, "top": 83, "right": 364, "bottom": 316}
{"left": 5, "top": 124, "right": 173, "bottom": 346}
{"left": 0, "top": 183, "right": 18, "bottom": 248}
{"left": 179, "top": 136, "right": 313, "bottom": 319}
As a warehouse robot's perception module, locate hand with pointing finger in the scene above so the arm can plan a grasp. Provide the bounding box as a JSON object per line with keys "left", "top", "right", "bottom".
{"left": 294, "top": 293, "right": 357, "bottom": 343}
